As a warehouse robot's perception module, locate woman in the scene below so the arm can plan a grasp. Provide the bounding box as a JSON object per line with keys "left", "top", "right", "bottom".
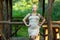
{"left": 23, "top": 4, "right": 45, "bottom": 40}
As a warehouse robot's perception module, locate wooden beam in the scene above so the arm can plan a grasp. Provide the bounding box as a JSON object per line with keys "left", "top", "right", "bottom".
{"left": 0, "top": 21, "right": 60, "bottom": 24}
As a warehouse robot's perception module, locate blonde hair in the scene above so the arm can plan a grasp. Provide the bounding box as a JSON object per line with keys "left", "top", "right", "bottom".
{"left": 32, "top": 4, "right": 37, "bottom": 8}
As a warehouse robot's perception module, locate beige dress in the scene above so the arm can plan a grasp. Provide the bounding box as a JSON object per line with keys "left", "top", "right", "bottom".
{"left": 28, "top": 14, "right": 40, "bottom": 40}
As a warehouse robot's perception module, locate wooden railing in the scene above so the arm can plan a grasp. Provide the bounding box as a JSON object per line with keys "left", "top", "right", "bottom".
{"left": 0, "top": 21, "right": 60, "bottom": 40}
{"left": 42, "top": 25, "right": 60, "bottom": 40}
{"left": 0, "top": 21, "right": 60, "bottom": 24}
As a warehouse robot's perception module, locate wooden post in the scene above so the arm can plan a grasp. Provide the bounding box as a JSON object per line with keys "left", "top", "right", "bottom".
{"left": 5, "top": 0, "right": 10, "bottom": 39}
{"left": 0, "top": 0, "right": 3, "bottom": 40}
{"left": 3, "top": 0, "right": 9, "bottom": 39}
{"left": 46, "top": 0, "right": 53, "bottom": 40}
{"left": 42, "top": 0, "right": 45, "bottom": 17}
{"left": 8, "top": 0, "right": 12, "bottom": 37}
{"left": 38, "top": 0, "right": 45, "bottom": 16}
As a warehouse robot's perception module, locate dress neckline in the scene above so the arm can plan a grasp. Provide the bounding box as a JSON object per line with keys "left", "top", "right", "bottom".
{"left": 31, "top": 13, "right": 38, "bottom": 16}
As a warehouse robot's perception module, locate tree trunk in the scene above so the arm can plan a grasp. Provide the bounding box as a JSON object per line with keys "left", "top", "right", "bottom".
{"left": 46, "top": 0, "right": 53, "bottom": 40}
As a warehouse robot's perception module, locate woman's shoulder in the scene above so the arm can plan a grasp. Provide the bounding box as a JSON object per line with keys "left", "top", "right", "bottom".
{"left": 37, "top": 13, "right": 41, "bottom": 16}
{"left": 28, "top": 13, "right": 32, "bottom": 16}
{"left": 37, "top": 13, "right": 42, "bottom": 17}
{"left": 26, "top": 13, "right": 31, "bottom": 17}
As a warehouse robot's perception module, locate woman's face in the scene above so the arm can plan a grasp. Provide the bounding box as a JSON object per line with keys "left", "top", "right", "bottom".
{"left": 32, "top": 5, "right": 37, "bottom": 12}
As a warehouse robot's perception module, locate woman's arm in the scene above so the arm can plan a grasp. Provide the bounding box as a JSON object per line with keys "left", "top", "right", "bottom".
{"left": 38, "top": 14, "right": 46, "bottom": 26}
{"left": 23, "top": 13, "right": 30, "bottom": 26}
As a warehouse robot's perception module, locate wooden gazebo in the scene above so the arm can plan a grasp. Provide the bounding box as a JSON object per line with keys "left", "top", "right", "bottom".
{"left": 0, "top": 0, "right": 60, "bottom": 40}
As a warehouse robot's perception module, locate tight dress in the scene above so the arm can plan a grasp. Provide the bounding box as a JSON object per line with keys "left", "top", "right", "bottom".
{"left": 28, "top": 14, "right": 40, "bottom": 40}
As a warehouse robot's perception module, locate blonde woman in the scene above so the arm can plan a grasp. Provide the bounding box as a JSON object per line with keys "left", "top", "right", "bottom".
{"left": 23, "top": 4, "right": 45, "bottom": 40}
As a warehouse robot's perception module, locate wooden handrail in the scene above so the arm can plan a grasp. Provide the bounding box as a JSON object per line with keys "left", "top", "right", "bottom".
{"left": 0, "top": 21, "right": 60, "bottom": 24}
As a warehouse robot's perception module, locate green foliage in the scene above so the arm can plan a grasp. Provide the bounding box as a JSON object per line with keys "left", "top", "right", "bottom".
{"left": 17, "top": 26, "right": 28, "bottom": 37}
{"left": 12, "top": 0, "right": 32, "bottom": 17}
{"left": 12, "top": 0, "right": 40, "bottom": 17}
{"left": 12, "top": 25, "right": 28, "bottom": 37}
{"left": 51, "top": 1, "right": 60, "bottom": 21}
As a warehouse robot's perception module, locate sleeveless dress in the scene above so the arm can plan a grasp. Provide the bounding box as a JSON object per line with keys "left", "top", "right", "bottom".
{"left": 28, "top": 14, "right": 40, "bottom": 40}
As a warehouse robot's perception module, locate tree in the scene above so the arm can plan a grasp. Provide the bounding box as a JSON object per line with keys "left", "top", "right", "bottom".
{"left": 46, "top": 0, "right": 53, "bottom": 40}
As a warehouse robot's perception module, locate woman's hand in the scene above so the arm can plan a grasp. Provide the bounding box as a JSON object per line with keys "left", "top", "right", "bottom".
{"left": 26, "top": 25, "right": 30, "bottom": 27}
{"left": 38, "top": 23, "right": 41, "bottom": 26}
{"left": 23, "top": 13, "right": 31, "bottom": 27}
{"left": 26, "top": 24, "right": 31, "bottom": 27}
